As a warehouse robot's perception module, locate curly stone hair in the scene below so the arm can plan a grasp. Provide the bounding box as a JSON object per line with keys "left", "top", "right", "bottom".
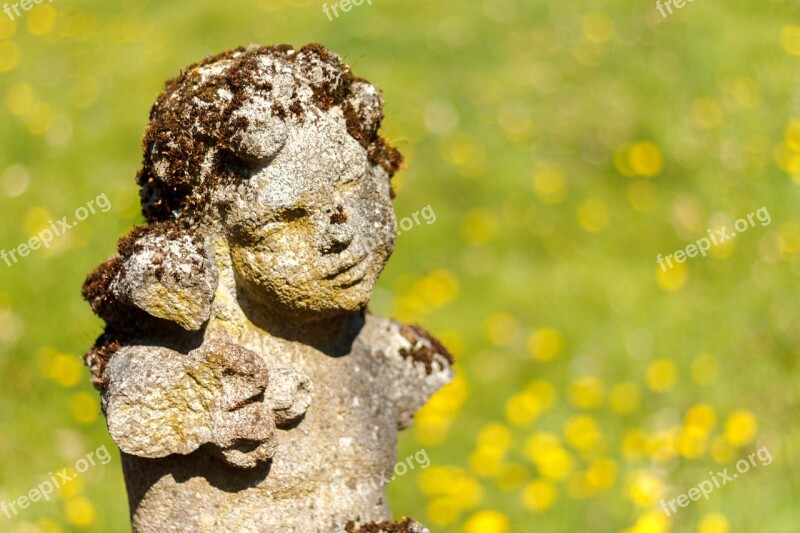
{"left": 137, "top": 43, "right": 402, "bottom": 223}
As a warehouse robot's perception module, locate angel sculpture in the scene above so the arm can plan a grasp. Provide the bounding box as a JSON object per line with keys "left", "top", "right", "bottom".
{"left": 82, "top": 43, "right": 454, "bottom": 532}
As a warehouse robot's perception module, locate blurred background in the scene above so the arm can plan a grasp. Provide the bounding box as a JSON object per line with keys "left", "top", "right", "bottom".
{"left": 1, "top": 0, "right": 799, "bottom": 531}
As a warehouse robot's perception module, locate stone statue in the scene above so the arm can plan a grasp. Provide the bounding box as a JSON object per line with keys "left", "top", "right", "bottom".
{"left": 81, "top": 44, "right": 454, "bottom": 532}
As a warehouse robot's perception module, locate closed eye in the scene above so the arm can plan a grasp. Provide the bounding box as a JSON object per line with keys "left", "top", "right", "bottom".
{"left": 338, "top": 170, "right": 365, "bottom": 188}
{"left": 275, "top": 207, "right": 308, "bottom": 222}
{"left": 260, "top": 207, "right": 308, "bottom": 236}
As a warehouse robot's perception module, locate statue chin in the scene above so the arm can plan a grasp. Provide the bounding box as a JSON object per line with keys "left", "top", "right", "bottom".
{"left": 234, "top": 275, "right": 375, "bottom": 323}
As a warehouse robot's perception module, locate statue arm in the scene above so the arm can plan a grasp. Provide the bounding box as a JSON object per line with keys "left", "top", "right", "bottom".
{"left": 102, "top": 341, "right": 311, "bottom": 468}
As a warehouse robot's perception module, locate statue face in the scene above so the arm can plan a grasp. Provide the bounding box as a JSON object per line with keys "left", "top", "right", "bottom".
{"left": 222, "top": 109, "right": 396, "bottom": 318}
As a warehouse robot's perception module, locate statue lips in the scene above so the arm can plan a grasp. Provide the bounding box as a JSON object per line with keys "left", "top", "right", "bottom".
{"left": 325, "top": 252, "right": 369, "bottom": 288}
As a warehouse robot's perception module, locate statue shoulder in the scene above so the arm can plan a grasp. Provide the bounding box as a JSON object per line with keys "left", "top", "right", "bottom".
{"left": 362, "top": 314, "right": 455, "bottom": 375}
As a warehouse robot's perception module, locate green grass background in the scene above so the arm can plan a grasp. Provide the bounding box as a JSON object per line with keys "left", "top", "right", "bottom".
{"left": 0, "top": 0, "right": 799, "bottom": 531}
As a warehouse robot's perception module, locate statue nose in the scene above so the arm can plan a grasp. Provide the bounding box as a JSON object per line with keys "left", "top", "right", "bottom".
{"left": 329, "top": 205, "right": 347, "bottom": 225}
{"left": 319, "top": 205, "right": 353, "bottom": 254}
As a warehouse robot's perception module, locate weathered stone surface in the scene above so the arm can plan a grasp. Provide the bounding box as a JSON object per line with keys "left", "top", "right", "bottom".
{"left": 110, "top": 233, "right": 218, "bottom": 331}
{"left": 83, "top": 43, "right": 453, "bottom": 532}
{"left": 103, "top": 341, "right": 308, "bottom": 468}
{"left": 264, "top": 365, "right": 313, "bottom": 427}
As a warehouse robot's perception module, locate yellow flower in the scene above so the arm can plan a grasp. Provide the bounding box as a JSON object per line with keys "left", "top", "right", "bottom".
{"left": 449, "top": 476, "right": 482, "bottom": 508}
{"left": 646, "top": 359, "right": 678, "bottom": 393}
{"left": 785, "top": 121, "right": 800, "bottom": 151}
{"left": 656, "top": 262, "right": 688, "bottom": 292}
{"left": 521, "top": 480, "right": 557, "bottom": 512}
{"left": 419, "top": 269, "right": 460, "bottom": 308}
{"left": 781, "top": 25, "right": 800, "bottom": 56}
{"left": 625, "top": 471, "right": 665, "bottom": 508}
{"left": 524, "top": 432, "right": 560, "bottom": 460}
{"left": 414, "top": 374, "right": 468, "bottom": 445}
{"left": 505, "top": 381, "right": 556, "bottom": 427}
{"left": 469, "top": 446, "right": 505, "bottom": 478}
{"left": 27, "top": 4, "right": 57, "bottom": 36}
{"left": 57, "top": 469, "right": 82, "bottom": 498}
{"left": 535, "top": 446, "right": 574, "bottom": 481}
{"left": 64, "top": 497, "right": 96, "bottom": 527}
{"left": 564, "top": 415, "right": 602, "bottom": 452}
{"left": 568, "top": 376, "right": 605, "bottom": 409}
{"left": 70, "top": 392, "right": 99, "bottom": 425}
{"left": 426, "top": 497, "right": 461, "bottom": 527}
{"left": 698, "top": 512, "right": 730, "bottom": 533}
{"left": 414, "top": 409, "right": 450, "bottom": 446}
{"left": 585, "top": 458, "right": 617, "bottom": 491}
{"left": 477, "top": 423, "right": 513, "bottom": 450}
{"left": 505, "top": 392, "right": 543, "bottom": 427}
{"left": 710, "top": 435, "right": 736, "bottom": 464}
{"left": 650, "top": 427, "right": 679, "bottom": 463}
{"left": 527, "top": 328, "right": 564, "bottom": 361}
{"left": 630, "top": 511, "right": 670, "bottom": 533}
{"left": 526, "top": 380, "right": 556, "bottom": 409}
{"left": 47, "top": 353, "right": 83, "bottom": 388}
{"left": 609, "top": 382, "right": 641, "bottom": 415}
{"left": 724, "top": 410, "right": 758, "bottom": 446}
{"left": 677, "top": 425, "right": 708, "bottom": 459}
{"left": 462, "top": 510, "right": 510, "bottom": 533}
{"left": 629, "top": 141, "right": 664, "bottom": 177}
{"left": 419, "top": 467, "right": 482, "bottom": 510}
{"left": 470, "top": 422, "right": 511, "bottom": 477}
{"left": 622, "top": 429, "right": 650, "bottom": 462}
{"left": 420, "top": 466, "right": 455, "bottom": 495}
{"left": 0, "top": 16, "right": 15, "bottom": 39}
{"left": 685, "top": 404, "right": 716, "bottom": 433}
{"left": 524, "top": 433, "right": 574, "bottom": 481}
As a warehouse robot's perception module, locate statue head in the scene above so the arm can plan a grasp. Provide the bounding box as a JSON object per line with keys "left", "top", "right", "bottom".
{"left": 83, "top": 44, "right": 404, "bottom": 384}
